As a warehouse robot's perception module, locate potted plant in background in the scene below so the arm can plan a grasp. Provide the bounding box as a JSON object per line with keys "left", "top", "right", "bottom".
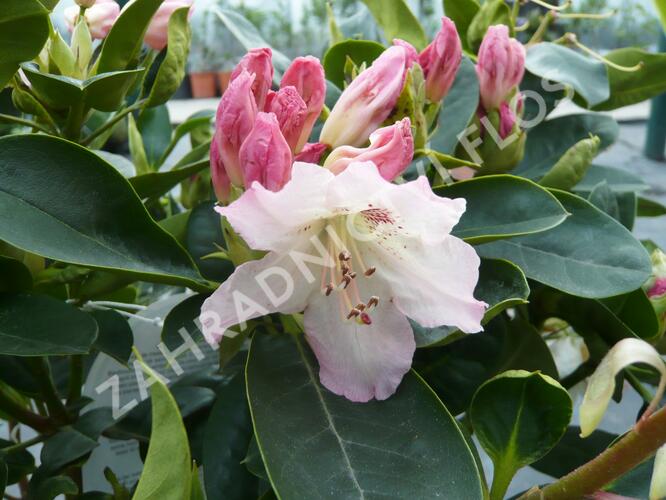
{"left": 189, "top": 2, "right": 218, "bottom": 97}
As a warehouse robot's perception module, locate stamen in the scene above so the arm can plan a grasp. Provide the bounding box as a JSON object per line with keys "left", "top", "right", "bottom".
{"left": 359, "top": 312, "right": 372, "bottom": 325}
{"left": 364, "top": 267, "right": 376, "bottom": 277}
{"left": 347, "top": 308, "right": 361, "bottom": 320}
{"left": 341, "top": 263, "right": 350, "bottom": 275}
{"left": 324, "top": 283, "right": 334, "bottom": 296}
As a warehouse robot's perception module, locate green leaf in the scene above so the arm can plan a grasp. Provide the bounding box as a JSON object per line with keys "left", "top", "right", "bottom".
{"left": 360, "top": 0, "right": 427, "bottom": 50}
{"left": 656, "top": 0, "right": 666, "bottom": 31}
{"left": 470, "top": 370, "right": 571, "bottom": 500}
{"left": 0, "top": 459, "right": 6, "bottom": 493}
{"left": 243, "top": 436, "right": 267, "bottom": 481}
{"left": 415, "top": 316, "right": 558, "bottom": 415}
{"left": 211, "top": 7, "right": 291, "bottom": 75}
{"left": 145, "top": 7, "right": 192, "bottom": 107}
{"left": 203, "top": 374, "right": 258, "bottom": 500}
{"left": 137, "top": 104, "right": 172, "bottom": 167}
{"left": 90, "top": 310, "right": 133, "bottom": 364}
{"left": 322, "top": 40, "right": 385, "bottom": 89}
{"left": 0, "top": 256, "right": 33, "bottom": 293}
{"left": 0, "top": 0, "right": 49, "bottom": 88}
{"left": 417, "top": 149, "right": 479, "bottom": 169}
{"left": 515, "top": 114, "right": 619, "bottom": 180}
{"left": 130, "top": 159, "right": 209, "bottom": 200}
{"left": 434, "top": 175, "right": 568, "bottom": 244}
{"left": 93, "top": 151, "right": 136, "bottom": 178}
{"left": 539, "top": 135, "right": 600, "bottom": 191}
{"left": 413, "top": 258, "right": 529, "bottom": 347}
{"left": 190, "top": 463, "right": 205, "bottom": 500}
{"left": 593, "top": 48, "right": 666, "bottom": 111}
{"left": 466, "top": 0, "right": 512, "bottom": 53}
{"left": 477, "top": 190, "right": 652, "bottom": 298}
{"left": 27, "top": 472, "right": 78, "bottom": 500}
{"left": 0, "top": 293, "right": 97, "bottom": 356}
{"left": 128, "top": 113, "right": 151, "bottom": 175}
{"left": 40, "top": 429, "right": 99, "bottom": 474}
{"left": 21, "top": 65, "right": 145, "bottom": 112}
{"left": 525, "top": 43, "right": 610, "bottom": 107}
{"left": 0, "top": 135, "right": 205, "bottom": 289}
{"left": 443, "top": 0, "right": 480, "bottom": 52}
{"left": 186, "top": 202, "right": 235, "bottom": 283}
{"left": 0, "top": 438, "right": 35, "bottom": 484}
{"left": 574, "top": 164, "right": 648, "bottom": 194}
{"left": 96, "top": 0, "right": 164, "bottom": 74}
{"left": 158, "top": 112, "right": 214, "bottom": 165}
{"left": 587, "top": 181, "right": 619, "bottom": 220}
{"left": 132, "top": 356, "right": 192, "bottom": 500}
{"left": 428, "top": 57, "right": 480, "bottom": 154}
{"left": 247, "top": 333, "right": 484, "bottom": 499}
{"left": 637, "top": 196, "right": 666, "bottom": 217}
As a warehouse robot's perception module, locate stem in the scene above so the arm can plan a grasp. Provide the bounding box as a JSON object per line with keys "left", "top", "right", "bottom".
{"left": 0, "top": 388, "right": 53, "bottom": 433}
{"left": 489, "top": 461, "right": 516, "bottom": 500}
{"left": 64, "top": 100, "right": 86, "bottom": 142}
{"left": 521, "top": 405, "right": 666, "bottom": 499}
{"left": 527, "top": 0, "right": 571, "bottom": 10}
{"left": 625, "top": 369, "right": 654, "bottom": 406}
{"left": 560, "top": 34, "right": 644, "bottom": 72}
{"left": 0, "top": 434, "right": 48, "bottom": 454}
{"left": 527, "top": 10, "right": 555, "bottom": 46}
{"left": 81, "top": 99, "right": 147, "bottom": 146}
{"left": 28, "top": 358, "right": 71, "bottom": 424}
{"left": 0, "top": 113, "right": 53, "bottom": 134}
{"left": 66, "top": 355, "right": 83, "bottom": 406}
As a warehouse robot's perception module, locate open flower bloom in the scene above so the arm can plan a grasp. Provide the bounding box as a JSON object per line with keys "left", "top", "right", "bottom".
{"left": 280, "top": 56, "right": 326, "bottom": 153}
{"left": 320, "top": 45, "right": 410, "bottom": 149}
{"left": 476, "top": 25, "right": 525, "bottom": 111}
{"left": 200, "top": 162, "right": 486, "bottom": 402}
{"left": 231, "top": 48, "right": 274, "bottom": 110}
{"left": 418, "top": 16, "right": 462, "bottom": 103}
{"left": 64, "top": 0, "right": 120, "bottom": 39}
{"left": 324, "top": 118, "right": 414, "bottom": 181}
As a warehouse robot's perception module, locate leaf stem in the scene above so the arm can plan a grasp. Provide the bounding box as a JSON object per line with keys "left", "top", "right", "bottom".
{"left": 489, "top": 460, "right": 517, "bottom": 500}
{"left": 28, "top": 358, "right": 71, "bottom": 425}
{"left": 0, "top": 433, "right": 48, "bottom": 454}
{"left": 0, "top": 388, "right": 53, "bottom": 433}
{"left": 521, "top": 405, "right": 666, "bottom": 499}
{"left": 0, "top": 113, "right": 53, "bottom": 135}
{"left": 81, "top": 99, "right": 147, "bottom": 146}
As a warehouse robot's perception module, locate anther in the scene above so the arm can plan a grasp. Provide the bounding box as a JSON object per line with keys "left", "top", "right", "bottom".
{"left": 340, "top": 275, "right": 352, "bottom": 289}
{"left": 341, "top": 263, "right": 350, "bottom": 275}
{"left": 360, "top": 312, "right": 372, "bottom": 325}
{"left": 348, "top": 271, "right": 357, "bottom": 279}
{"left": 324, "top": 283, "right": 334, "bottom": 296}
{"left": 366, "top": 296, "right": 379, "bottom": 309}
{"left": 339, "top": 250, "right": 351, "bottom": 261}
{"left": 364, "top": 267, "right": 376, "bottom": 277}
{"left": 347, "top": 308, "right": 361, "bottom": 319}
{"left": 355, "top": 303, "right": 366, "bottom": 311}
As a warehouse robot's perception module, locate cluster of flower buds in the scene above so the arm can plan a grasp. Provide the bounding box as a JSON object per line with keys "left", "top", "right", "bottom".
{"left": 65, "top": 0, "right": 193, "bottom": 48}
{"left": 210, "top": 48, "right": 326, "bottom": 202}
{"left": 645, "top": 248, "right": 666, "bottom": 335}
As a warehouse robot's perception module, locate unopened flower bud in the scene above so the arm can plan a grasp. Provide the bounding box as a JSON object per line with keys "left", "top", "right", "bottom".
{"left": 418, "top": 16, "right": 462, "bottom": 103}
{"left": 320, "top": 45, "right": 410, "bottom": 148}
{"left": 210, "top": 137, "right": 231, "bottom": 204}
{"left": 64, "top": 0, "right": 120, "bottom": 40}
{"left": 239, "top": 112, "right": 293, "bottom": 192}
{"left": 324, "top": 118, "right": 414, "bottom": 181}
{"left": 294, "top": 142, "right": 328, "bottom": 164}
{"left": 267, "top": 86, "right": 308, "bottom": 153}
{"left": 231, "top": 48, "right": 274, "bottom": 110}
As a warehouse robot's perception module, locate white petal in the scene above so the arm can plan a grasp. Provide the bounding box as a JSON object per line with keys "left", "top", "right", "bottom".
{"left": 303, "top": 283, "right": 415, "bottom": 402}
{"left": 325, "top": 161, "right": 390, "bottom": 213}
{"left": 218, "top": 162, "right": 334, "bottom": 253}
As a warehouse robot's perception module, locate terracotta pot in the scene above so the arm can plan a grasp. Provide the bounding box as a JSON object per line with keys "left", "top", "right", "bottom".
{"left": 189, "top": 72, "right": 217, "bottom": 98}
{"left": 217, "top": 71, "right": 232, "bottom": 94}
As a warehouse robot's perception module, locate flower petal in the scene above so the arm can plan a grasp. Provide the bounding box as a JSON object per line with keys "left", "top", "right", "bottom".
{"left": 218, "top": 162, "right": 334, "bottom": 252}
{"left": 200, "top": 250, "right": 319, "bottom": 344}
{"left": 303, "top": 285, "right": 415, "bottom": 402}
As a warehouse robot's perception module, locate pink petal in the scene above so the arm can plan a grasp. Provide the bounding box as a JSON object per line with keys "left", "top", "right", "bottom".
{"left": 303, "top": 285, "right": 415, "bottom": 402}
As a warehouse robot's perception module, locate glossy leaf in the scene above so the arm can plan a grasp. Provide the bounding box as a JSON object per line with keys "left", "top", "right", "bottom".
{"left": 0, "top": 257, "right": 32, "bottom": 293}
{"left": 470, "top": 370, "right": 571, "bottom": 499}
{"left": 0, "top": 0, "right": 49, "bottom": 88}
{"left": 247, "top": 333, "right": 484, "bottom": 499}
{"left": 186, "top": 202, "right": 235, "bottom": 283}
{"left": 0, "top": 135, "right": 205, "bottom": 289}
{"left": 96, "top": 0, "right": 163, "bottom": 74}
{"left": 429, "top": 57, "right": 480, "bottom": 154}
{"left": 478, "top": 190, "right": 651, "bottom": 298}
{"left": 203, "top": 374, "right": 258, "bottom": 500}
{"left": 434, "top": 175, "right": 568, "bottom": 244}
{"left": 515, "top": 114, "right": 619, "bottom": 180}
{"left": 593, "top": 48, "right": 666, "bottom": 111}
{"left": 525, "top": 43, "right": 610, "bottom": 107}
{"left": 130, "top": 159, "right": 209, "bottom": 200}
{"left": 413, "top": 258, "right": 529, "bottom": 347}
{"left": 90, "top": 310, "right": 134, "bottom": 364}
{"left": 137, "top": 105, "right": 172, "bottom": 168}
{"left": 360, "top": 0, "right": 427, "bottom": 49}
{"left": 145, "top": 7, "right": 192, "bottom": 107}
{"left": 133, "top": 357, "right": 192, "bottom": 500}
{"left": 574, "top": 164, "right": 648, "bottom": 194}
{"left": 415, "top": 317, "right": 558, "bottom": 415}
{"left": 0, "top": 438, "right": 35, "bottom": 485}
{"left": 0, "top": 293, "right": 97, "bottom": 356}
{"left": 443, "top": 0, "right": 480, "bottom": 52}
{"left": 638, "top": 196, "right": 666, "bottom": 217}
{"left": 322, "top": 40, "right": 385, "bottom": 89}
{"left": 587, "top": 181, "right": 620, "bottom": 221}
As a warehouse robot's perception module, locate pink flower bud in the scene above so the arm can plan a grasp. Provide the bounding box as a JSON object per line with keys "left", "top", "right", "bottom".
{"left": 418, "top": 17, "right": 462, "bottom": 103}
{"left": 294, "top": 142, "right": 328, "bottom": 164}
{"left": 499, "top": 101, "right": 517, "bottom": 139}
{"left": 214, "top": 70, "right": 258, "bottom": 187}
{"left": 231, "top": 48, "right": 274, "bottom": 110}
{"left": 476, "top": 25, "right": 525, "bottom": 111}
{"left": 239, "top": 112, "right": 293, "bottom": 192}
{"left": 393, "top": 39, "right": 418, "bottom": 69}
{"left": 320, "top": 45, "right": 410, "bottom": 148}
{"left": 143, "top": 0, "right": 194, "bottom": 51}
{"left": 323, "top": 117, "right": 414, "bottom": 181}
{"left": 64, "top": 0, "right": 119, "bottom": 40}
{"left": 210, "top": 136, "right": 231, "bottom": 204}
{"left": 280, "top": 56, "right": 326, "bottom": 152}
{"left": 267, "top": 86, "right": 308, "bottom": 153}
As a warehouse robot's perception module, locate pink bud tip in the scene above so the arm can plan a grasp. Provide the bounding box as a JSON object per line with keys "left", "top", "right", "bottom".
{"left": 143, "top": 0, "right": 194, "bottom": 51}
{"left": 418, "top": 16, "right": 462, "bottom": 103}
{"left": 267, "top": 86, "right": 308, "bottom": 153}
{"left": 294, "top": 142, "right": 328, "bottom": 164}
{"left": 649, "top": 278, "right": 666, "bottom": 298}
{"left": 230, "top": 47, "right": 274, "bottom": 110}
{"left": 65, "top": 0, "right": 120, "bottom": 39}
{"left": 393, "top": 39, "right": 419, "bottom": 69}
